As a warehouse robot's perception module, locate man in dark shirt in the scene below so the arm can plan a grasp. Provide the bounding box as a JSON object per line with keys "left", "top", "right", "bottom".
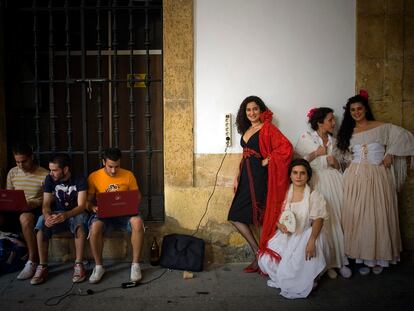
{"left": 30, "top": 154, "right": 88, "bottom": 285}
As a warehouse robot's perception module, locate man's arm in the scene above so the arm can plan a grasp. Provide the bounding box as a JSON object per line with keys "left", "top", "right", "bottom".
{"left": 6, "top": 169, "right": 14, "bottom": 190}
{"left": 52, "top": 190, "right": 87, "bottom": 224}
{"left": 27, "top": 197, "right": 43, "bottom": 210}
{"left": 42, "top": 192, "right": 55, "bottom": 228}
{"left": 86, "top": 192, "right": 98, "bottom": 213}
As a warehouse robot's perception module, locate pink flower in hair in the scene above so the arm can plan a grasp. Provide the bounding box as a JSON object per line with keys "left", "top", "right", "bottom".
{"left": 306, "top": 107, "right": 318, "bottom": 120}
{"left": 359, "top": 89, "right": 369, "bottom": 99}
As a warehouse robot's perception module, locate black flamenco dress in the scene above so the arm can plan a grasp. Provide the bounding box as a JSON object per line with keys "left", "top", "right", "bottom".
{"left": 228, "top": 130, "right": 268, "bottom": 225}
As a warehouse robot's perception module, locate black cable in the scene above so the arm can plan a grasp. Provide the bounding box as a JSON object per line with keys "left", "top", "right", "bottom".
{"left": 140, "top": 268, "right": 168, "bottom": 285}
{"left": 44, "top": 283, "right": 75, "bottom": 306}
{"left": 192, "top": 146, "right": 228, "bottom": 237}
{"left": 44, "top": 138, "right": 229, "bottom": 307}
{"left": 43, "top": 268, "right": 168, "bottom": 306}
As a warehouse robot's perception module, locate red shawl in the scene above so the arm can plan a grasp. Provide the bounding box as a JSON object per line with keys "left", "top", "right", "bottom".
{"left": 258, "top": 110, "right": 293, "bottom": 261}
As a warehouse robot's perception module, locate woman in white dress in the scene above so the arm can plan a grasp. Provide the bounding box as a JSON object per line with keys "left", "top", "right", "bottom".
{"left": 258, "top": 159, "right": 328, "bottom": 299}
{"left": 295, "top": 107, "right": 351, "bottom": 279}
{"left": 337, "top": 90, "right": 414, "bottom": 275}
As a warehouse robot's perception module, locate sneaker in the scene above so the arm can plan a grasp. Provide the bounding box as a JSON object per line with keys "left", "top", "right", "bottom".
{"left": 130, "top": 263, "right": 142, "bottom": 282}
{"left": 30, "top": 265, "right": 48, "bottom": 285}
{"left": 89, "top": 265, "right": 105, "bottom": 284}
{"left": 358, "top": 266, "right": 370, "bottom": 276}
{"left": 17, "top": 261, "right": 37, "bottom": 280}
{"left": 72, "top": 263, "right": 86, "bottom": 283}
{"left": 339, "top": 266, "right": 352, "bottom": 278}
{"left": 327, "top": 268, "right": 338, "bottom": 279}
{"left": 372, "top": 265, "right": 384, "bottom": 275}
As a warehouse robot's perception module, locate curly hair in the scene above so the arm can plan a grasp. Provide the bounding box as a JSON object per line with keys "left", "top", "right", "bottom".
{"left": 308, "top": 107, "right": 334, "bottom": 131}
{"left": 336, "top": 94, "right": 375, "bottom": 152}
{"left": 235, "top": 96, "right": 268, "bottom": 134}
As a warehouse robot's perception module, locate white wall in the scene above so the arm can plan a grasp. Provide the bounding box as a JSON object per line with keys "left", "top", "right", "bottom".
{"left": 194, "top": 0, "right": 356, "bottom": 153}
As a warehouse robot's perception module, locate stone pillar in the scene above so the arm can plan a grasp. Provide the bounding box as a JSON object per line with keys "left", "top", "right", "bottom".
{"left": 163, "top": 0, "right": 194, "bottom": 188}
{"left": 356, "top": 0, "right": 414, "bottom": 250}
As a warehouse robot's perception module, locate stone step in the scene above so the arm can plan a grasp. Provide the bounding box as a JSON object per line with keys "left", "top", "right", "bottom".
{"left": 48, "top": 231, "right": 154, "bottom": 262}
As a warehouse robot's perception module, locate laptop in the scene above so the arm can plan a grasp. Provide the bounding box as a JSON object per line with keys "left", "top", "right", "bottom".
{"left": 96, "top": 190, "right": 141, "bottom": 218}
{"left": 0, "top": 189, "right": 30, "bottom": 212}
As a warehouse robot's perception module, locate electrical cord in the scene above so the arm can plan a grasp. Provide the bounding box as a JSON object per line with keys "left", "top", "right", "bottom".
{"left": 44, "top": 268, "right": 168, "bottom": 306}
{"left": 192, "top": 146, "right": 228, "bottom": 237}
{"left": 44, "top": 141, "right": 229, "bottom": 306}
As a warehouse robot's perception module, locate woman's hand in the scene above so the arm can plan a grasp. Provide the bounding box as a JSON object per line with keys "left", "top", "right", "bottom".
{"left": 315, "top": 145, "right": 327, "bottom": 157}
{"left": 327, "top": 155, "right": 340, "bottom": 169}
{"left": 305, "top": 237, "right": 316, "bottom": 260}
{"left": 309, "top": 146, "right": 327, "bottom": 162}
{"left": 277, "top": 222, "right": 290, "bottom": 234}
{"left": 262, "top": 156, "right": 270, "bottom": 167}
{"left": 382, "top": 154, "right": 393, "bottom": 168}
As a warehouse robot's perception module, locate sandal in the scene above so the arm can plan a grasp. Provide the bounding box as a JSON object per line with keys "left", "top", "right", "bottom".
{"left": 243, "top": 258, "right": 259, "bottom": 273}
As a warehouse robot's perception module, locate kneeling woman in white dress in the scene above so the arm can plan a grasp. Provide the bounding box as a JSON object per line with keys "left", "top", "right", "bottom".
{"left": 258, "top": 158, "right": 329, "bottom": 299}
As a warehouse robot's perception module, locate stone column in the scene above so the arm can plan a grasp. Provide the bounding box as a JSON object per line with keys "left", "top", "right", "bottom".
{"left": 356, "top": 0, "right": 414, "bottom": 251}
{"left": 163, "top": 0, "right": 194, "bottom": 188}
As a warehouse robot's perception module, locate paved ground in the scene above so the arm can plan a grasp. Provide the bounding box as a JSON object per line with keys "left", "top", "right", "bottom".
{"left": 0, "top": 260, "right": 413, "bottom": 311}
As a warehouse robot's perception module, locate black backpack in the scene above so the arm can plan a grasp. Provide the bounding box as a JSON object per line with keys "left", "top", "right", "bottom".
{"left": 0, "top": 232, "right": 28, "bottom": 275}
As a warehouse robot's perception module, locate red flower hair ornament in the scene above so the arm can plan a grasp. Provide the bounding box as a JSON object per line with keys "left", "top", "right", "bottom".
{"left": 359, "top": 89, "right": 369, "bottom": 99}
{"left": 260, "top": 110, "right": 273, "bottom": 123}
{"left": 306, "top": 107, "right": 318, "bottom": 120}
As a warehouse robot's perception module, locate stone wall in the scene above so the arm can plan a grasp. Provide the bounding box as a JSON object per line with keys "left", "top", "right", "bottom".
{"left": 356, "top": 0, "right": 414, "bottom": 251}
{"left": 2, "top": 0, "right": 413, "bottom": 264}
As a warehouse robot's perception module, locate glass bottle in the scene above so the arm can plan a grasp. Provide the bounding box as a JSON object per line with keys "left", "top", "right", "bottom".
{"left": 150, "top": 237, "right": 160, "bottom": 266}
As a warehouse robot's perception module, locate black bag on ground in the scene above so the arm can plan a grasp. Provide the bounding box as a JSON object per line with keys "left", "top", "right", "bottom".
{"left": 159, "top": 234, "right": 205, "bottom": 272}
{"left": 0, "top": 232, "right": 28, "bottom": 275}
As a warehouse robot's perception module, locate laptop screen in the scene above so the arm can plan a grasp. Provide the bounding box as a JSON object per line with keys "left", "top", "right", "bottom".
{"left": 0, "top": 189, "right": 29, "bottom": 212}
{"left": 96, "top": 190, "right": 140, "bottom": 218}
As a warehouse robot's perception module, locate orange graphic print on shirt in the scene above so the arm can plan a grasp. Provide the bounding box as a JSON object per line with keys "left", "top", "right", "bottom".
{"left": 87, "top": 168, "right": 138, "bottom": 195}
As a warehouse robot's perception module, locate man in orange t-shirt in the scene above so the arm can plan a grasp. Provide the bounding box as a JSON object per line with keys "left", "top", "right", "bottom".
{"left": 87, "top": 147, "right": 144, "bottom": 284}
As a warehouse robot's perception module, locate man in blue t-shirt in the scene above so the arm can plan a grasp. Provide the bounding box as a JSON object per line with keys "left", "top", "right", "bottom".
{"left": 30, "top": 154, "right": 88, "bottom": 285}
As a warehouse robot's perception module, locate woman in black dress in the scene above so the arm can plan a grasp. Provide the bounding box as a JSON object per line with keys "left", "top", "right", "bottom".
{"left": 228, "top": 96, "right": 292, "bottom": 273}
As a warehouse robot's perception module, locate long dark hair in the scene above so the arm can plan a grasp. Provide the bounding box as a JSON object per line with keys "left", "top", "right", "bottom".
{"left": 308, "top": 107, "right": 334, "bottom": 131}
{"left": 235, "top": 96, "right": 268, "bottom": 134}
{"left": 336, "top": 94, "right": 375, "bottom": 152}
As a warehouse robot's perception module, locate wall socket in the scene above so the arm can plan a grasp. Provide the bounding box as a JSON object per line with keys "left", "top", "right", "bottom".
{"left": 224, "top": 113, "right": 232, "bottom": 147}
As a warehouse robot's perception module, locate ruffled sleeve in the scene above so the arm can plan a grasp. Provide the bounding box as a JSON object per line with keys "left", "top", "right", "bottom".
{"left": 295, "top": 132, "right": 329, "bottom": 170}
{"left": 384, "top": 124, "right": 414, "bottom": 191}
{"left": 384, "top": 123, "right": 414, "bottom": 156}
{"left": 309, "top": 190, "right": 329, "bottom": 221}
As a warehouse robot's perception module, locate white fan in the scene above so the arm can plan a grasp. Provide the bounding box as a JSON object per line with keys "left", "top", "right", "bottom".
{"left": 279, "top": 210, "right": 296, "bottom": 233}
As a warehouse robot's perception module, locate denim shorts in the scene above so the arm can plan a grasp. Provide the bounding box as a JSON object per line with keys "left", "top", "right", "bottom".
{"left": 35, "top": 212, "right": 88, "bottom": 239}
{"left": 88, "top": 214, "right": 143, "bottom": 234}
